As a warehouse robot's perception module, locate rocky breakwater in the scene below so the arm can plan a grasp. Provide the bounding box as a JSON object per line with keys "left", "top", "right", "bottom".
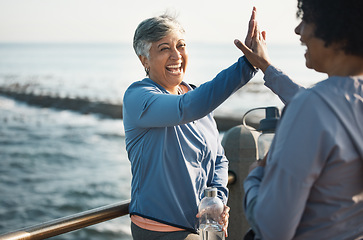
{"left": 0, "top": 85, "right": 258, "bottom": 132}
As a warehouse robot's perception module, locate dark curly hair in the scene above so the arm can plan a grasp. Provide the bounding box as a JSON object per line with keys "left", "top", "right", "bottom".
{"left": 297, "top": 0, "right": 363, "bottom": 57}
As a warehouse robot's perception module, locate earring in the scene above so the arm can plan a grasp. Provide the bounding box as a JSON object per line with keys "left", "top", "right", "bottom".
{"left": 145, "top": 67, "right": 150, "bottom": 76}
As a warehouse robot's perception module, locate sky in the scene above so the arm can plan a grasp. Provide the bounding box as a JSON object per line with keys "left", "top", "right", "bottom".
{"left": 0, "top": 0, "right": 301, "bottom": 44}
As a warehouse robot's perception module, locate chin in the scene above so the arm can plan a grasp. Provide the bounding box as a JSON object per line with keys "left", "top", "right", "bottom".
{"left": 305, "top": 62, "right": 313, "bottom": 70}
{"left": 304, "top": 57, "right": 312, "bottom": 69}
{"left": 304, "top": 55, "right": 314, "bottom": 70}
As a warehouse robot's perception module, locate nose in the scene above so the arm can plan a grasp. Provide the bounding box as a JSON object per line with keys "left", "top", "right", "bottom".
{"left": 170, "top": 48, "right": 182, "bottom": 60}
{"left": 295, "top": 21, "right": 302, "bottom": 36}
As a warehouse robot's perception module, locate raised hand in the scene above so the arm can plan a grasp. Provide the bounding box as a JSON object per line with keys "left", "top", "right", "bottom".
{"left": 245, "top": 6, "right": 257, "bottom": 49}
{"left": 236, "top": 7, "right": 271, "bottom": 72}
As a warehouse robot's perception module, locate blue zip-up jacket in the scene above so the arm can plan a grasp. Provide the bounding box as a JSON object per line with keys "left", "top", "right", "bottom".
{"left": 123, "top": 56, "right": 257, "bottom": 232}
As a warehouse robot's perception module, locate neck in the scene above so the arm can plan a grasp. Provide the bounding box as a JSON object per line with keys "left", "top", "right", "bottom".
{"left": 167, "top": 86, "right": 180, "bottom": 95}
{"left": 168, "top": 85, "right": 188, "bottom": 95}
{"left": 148, "top": 76, "right": 180, "bottom": 95}
{"left": 326, "top": 54, "right": 363, "bottom": 77}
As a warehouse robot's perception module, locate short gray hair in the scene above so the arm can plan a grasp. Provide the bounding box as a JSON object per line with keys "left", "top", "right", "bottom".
{"left": 133, "top": 14, "right": 185, "bottom": 59}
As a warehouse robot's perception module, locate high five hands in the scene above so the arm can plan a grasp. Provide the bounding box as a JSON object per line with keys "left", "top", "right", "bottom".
{"left": 235, "top": 7, "right": 271, "bottom": 73}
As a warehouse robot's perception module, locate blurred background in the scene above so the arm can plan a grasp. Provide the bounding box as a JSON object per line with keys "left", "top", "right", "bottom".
{"left": 0, "top": 0, "right": 325, "bottom": 239}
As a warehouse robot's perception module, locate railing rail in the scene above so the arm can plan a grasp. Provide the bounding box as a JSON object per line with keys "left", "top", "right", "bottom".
{"left": 0, "top": 173, "right": 236, "bottom": 240}
{"left": 0, "top": 200, "right": 130, "bottom": 240}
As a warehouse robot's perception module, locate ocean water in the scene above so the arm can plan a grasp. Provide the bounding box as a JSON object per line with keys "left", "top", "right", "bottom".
{"left": 0, "top": 42, "right": 325, "bottom": 239}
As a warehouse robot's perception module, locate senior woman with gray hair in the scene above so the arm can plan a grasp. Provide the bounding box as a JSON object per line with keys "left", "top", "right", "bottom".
{"left": 123, "top": 11, "right": 257, "bottom": 240}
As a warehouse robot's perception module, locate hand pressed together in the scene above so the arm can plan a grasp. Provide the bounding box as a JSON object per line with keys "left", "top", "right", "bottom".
{"left": 235, "top": 7, "right": 271, "bottom": 72}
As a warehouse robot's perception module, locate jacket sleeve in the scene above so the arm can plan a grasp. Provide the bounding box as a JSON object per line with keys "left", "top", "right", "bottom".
{"left": 123, "top": 56, "right": 257, "bottom": 128}
{"left": 211, "top": 138, "right": 229, "bottom": 204}
{"left": 263, "top": 65, "right": 305, "bottom": 105}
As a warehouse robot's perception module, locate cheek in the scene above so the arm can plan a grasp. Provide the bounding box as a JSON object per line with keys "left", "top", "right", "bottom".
{"left": 182, "top": 53, "right": 188, "bottom": 69}
{"left": 183, "top": 57, "right": 188, "bottom": 70}
{"left": 304, "top": 41, "right": 320, "bottom": 67}
{"left": 150, "top": 56, "right": 166, "bottom": 71}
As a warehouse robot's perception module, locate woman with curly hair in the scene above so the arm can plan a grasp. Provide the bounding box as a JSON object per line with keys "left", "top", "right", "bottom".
{"left": 235, "top": 0, "right": 363, "bottom": 239}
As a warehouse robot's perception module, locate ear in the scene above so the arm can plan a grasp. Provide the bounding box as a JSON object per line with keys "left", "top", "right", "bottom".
{"left": 139, "top": 55, "right": 149, "bottom": 69}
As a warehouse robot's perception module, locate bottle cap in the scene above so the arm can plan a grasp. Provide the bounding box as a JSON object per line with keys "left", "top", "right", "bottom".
{"left": 258, "top": 107, "right": 280, "bottom": 133}
{"left": 204, "top": 187, "right": 217, "bottom": 197}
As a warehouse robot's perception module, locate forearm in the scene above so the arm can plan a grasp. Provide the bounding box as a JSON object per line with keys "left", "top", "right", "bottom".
{"left": 243, "top": 166, "right": 265, "bottom": 238}
{"left": 264, "top": 65, "right": 305, "bottom": 105}
{"left": 184, "top": 56, "right": 258, "bottom": 118}
{"left": 211, "top": 155, "right": 229, "bottom": 204}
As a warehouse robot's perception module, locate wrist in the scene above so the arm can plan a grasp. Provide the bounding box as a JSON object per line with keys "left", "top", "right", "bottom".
{"left": 260, "top": 60, "right": 271, "bottom": 73}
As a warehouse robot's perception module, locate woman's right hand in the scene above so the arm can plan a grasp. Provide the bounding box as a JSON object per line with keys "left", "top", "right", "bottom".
{"left": 236, "top": 7, "right": 271, "bottom": 73}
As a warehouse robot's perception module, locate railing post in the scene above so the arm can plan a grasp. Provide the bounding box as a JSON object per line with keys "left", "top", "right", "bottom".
{"left": 222, "top": 124, "right": 259, "bottom": 240}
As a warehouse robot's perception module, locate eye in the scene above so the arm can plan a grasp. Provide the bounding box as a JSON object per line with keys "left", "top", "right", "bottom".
{"left": 178, "top": 43, "right": 186, "bottom": 48}
{"left": 160, "top": 47, "right": 170, "bottom": 51}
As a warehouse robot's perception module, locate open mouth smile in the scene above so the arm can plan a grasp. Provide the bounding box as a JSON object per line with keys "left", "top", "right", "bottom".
{"left": 166, "top": 64, "right": 182, "bottom": 74}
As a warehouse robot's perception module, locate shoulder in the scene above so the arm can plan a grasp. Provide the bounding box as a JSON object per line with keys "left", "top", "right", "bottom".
{"left": 126, "top": 78, "right": 161, "bottom": 92}
{"left": 280, "top": 82, "right": 333, "bottom": 129}
{"left": 311, "top": 75, "right": 362, "bottom": 96}
{"left": 287, "top": 86, "right": 321, "bottom": 112}
{"left": 287, "top": 77, "right": 347, "bottom": 110}
{"left": 124, "top": 78, "right": 164, "bottom": 99}
{"left": 281, "top": 77, "right": 352, "bottom": 132}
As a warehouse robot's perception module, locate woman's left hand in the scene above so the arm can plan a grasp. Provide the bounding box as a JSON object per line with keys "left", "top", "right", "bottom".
{"left": 248, "top": 152, "right": 268, "bottom": 173}
{"left": 219, "top": 205, "right": 230, "bottom": 237}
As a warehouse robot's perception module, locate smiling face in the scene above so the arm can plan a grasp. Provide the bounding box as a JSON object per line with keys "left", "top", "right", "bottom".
{"left": 295, "top": 21, "right": 340, "bottom": 74}
{"left": 140, "top": 31, "right": 188, "bottom": 94}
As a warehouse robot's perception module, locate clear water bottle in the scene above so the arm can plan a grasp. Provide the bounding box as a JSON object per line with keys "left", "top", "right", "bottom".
{"left": 257, "top": 131, "right": 275, "bottom": 161}
{"left": 198, "top": 187, "right": 225, "bottom": 240}
{"left": 257, "top": 107, "right": 280, "bottom": 161}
